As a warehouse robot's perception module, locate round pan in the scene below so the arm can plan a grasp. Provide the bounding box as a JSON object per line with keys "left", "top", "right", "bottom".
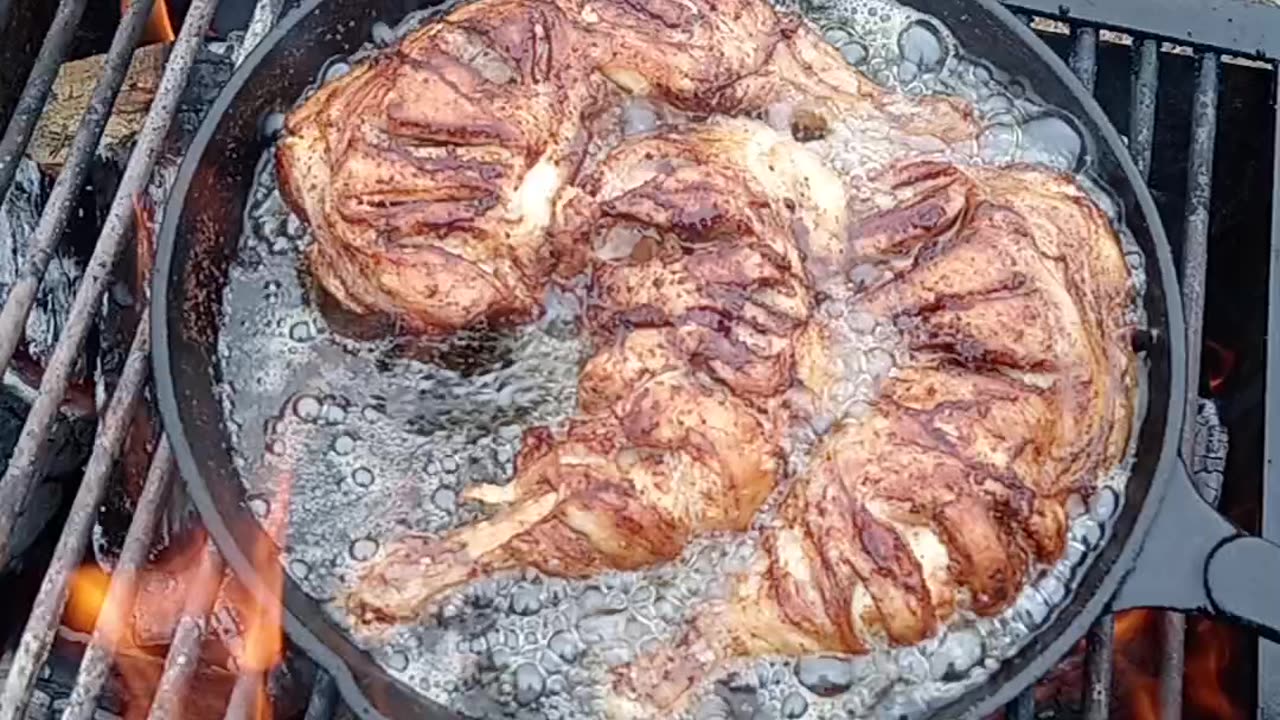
{"left": 151, "top": 1, "right": 1280, "bottom": 718}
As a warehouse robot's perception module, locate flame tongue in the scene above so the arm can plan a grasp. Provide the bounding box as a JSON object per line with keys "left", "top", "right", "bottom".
{"left": 1110, "top": 610, "right": 1244, "bottom": 720}
{"left": 122, "top": 0, "right": 177, "bottom": 45}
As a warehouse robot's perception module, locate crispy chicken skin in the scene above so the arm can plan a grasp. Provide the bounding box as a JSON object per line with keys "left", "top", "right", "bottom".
{"left": 347, "top": 121, "right": 836, "bottom": 627}
{"left": 610, "top": 161, "right": 1137, "bottom": 717}
{"left": 276, "top": 0, "right": 1137, "bottom": 707}
{"left": 275, "top": 0, "right": 975, "bottom": 334}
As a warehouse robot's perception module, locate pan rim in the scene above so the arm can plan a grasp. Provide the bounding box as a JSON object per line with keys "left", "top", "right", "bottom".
{"left": 150, "top": 0, "right": 1187, "bottom": 717}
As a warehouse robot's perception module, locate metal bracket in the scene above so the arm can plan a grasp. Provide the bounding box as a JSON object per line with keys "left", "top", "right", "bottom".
{"left": 1007, "top": 0, "right": 1280, "bottom": 59}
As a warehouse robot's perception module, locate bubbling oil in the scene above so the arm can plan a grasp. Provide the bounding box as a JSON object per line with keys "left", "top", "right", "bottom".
{"left": 219, "top": 1, "right": 1145, "bottom": 717}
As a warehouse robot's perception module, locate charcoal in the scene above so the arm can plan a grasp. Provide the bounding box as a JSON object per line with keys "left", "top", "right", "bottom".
{"left": 0, "top": 157, "right": 85, "bottom": 372}
{"left": 0, "top": 156, "right": 96, "bottom": 575}
{"left": 91, "top": 42, "right": 239, "bottom": 570}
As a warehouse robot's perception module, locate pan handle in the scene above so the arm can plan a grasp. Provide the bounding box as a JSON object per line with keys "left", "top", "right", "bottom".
{"left": 1109, "top": 461, "right": 1280, "bottom": 642}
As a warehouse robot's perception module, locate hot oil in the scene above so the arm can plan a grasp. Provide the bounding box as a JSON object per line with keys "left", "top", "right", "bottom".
{"left": 219, "top": 1, "right": 1145, "bottom": 717}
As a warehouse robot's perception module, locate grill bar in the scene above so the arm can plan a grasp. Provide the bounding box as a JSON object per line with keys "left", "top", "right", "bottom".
{"left": 304, "top": 672, "right": 337, "bottom": 720}
{"left": 224, "top": 672, "right": 266, "bottom": 720}
{"left": 1070, "top": 28, "right": 1099, "bottom": 93}
{"left": 1063, "top": 25, "right": 1115, "bottom": 720}
{"left": 1261, "top": 66, "right": 1280, "bottom": 720}
{"left": 1129, "top": 40, "right": 1159, "bottom": 179}
{"left": 62, "top": 440, "right": 174, "bottom": 720}
{"left": 145, "top": 541, "right": 226, "bottom": 720}
{"left": 0, "top": 0, "right": 220, "bottom": 565}
{"left": 232, "top": 0, "right": 284, "bottom": 66}
{"left": 1084, "top": 619, "right": 1115, "bottom": 719}
{"left": 0, "top": 0, "right": 87, "bottom": 199}
{"left": 1161, "top": 51, "right": 1219, "bottom": 720}
{"left": 0, "top": 320, "right": 150, "bottom": 720}
{"left": 0, "top": 0, "right": 156, "bottom": 381}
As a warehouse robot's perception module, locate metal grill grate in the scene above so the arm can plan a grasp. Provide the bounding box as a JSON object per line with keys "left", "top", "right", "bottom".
{"left": 0, "top": 0, "right": 340, "bottom": 718}
{"left": 1004, "top": 1, "right": 1280, "bottom": 718}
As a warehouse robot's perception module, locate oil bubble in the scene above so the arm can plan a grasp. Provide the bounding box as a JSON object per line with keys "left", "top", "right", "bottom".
{"left": 351, "top": 467, "right": 374, "bottom": 488}
{"left": 246, "top": 495, "right": 270, "bottom": 519}
{"left": 1089, "top": 487, "right": 1119, "bottom": 521}
{"left": 371, "top": 21, "right": 396, "bottom": 46}
{"left": 1018, "top": 112, "right": 1085, "bottom": 172}
{"left": 332, "top": 434, "right": 356, "bottom": 456}
{"left": 322, "top": 60, "right": 352, "bottom": 84}
{"left": 822, "top": 25, "right": 868, "bottom": 66}
{"left": 514, "top": 661, "right": 545, "bottom": 702}
{"left": 548, "top": 631, "right": 579, "bottom": 662}
{"left": 432, "top": 487, "right": 457, "bottom": 511}
{"left": 512, "top": 588, "right": 543, "bottom": 616}
{"left": 289, "top": 321, "right": 314, "bottom": 342}
{"left": 781, "top": 692, "right": 809, "bottom": 718}
{"left": 898, "top": 20, "right": 947, "bottom": 71}
{"left": 292, "top": 395, "right": 321, "bottom": 421}
{"left": 288, "top": 558, "right": 311, "bottom": 580}
{"left": 795, "top": 656, "right": 853, "bottom": 697}
{"left": 259, "top": 112, "right": 286, "bottom": 140}
{"left": 350, "top": 537, "right": 379, "bottom": 561}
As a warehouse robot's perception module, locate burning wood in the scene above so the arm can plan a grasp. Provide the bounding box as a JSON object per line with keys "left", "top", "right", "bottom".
{"left": 28, "top": 44, "right": 169, "bottom": 174}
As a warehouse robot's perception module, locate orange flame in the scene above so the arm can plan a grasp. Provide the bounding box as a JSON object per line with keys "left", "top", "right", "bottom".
{"left": 228, "top": 469, "right": 293, "bottom": 719}
{"left": 1105, "top": 610, "right": 1246, "bottom": 720}
{"left": 122, "top": 0, "right": 177, "bottom": 45}
{"left": 66, "top": 565, "right": 112, "bottom": 634}
{"left": 64, "top": 470, "right": 292, "bottom": 718}
{"left": 1186, "top": 617, "right": 1245, "bottom": 720}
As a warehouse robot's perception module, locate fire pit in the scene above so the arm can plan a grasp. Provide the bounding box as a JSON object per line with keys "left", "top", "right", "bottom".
{"left": 1, "top": 0, "right": 1278, "bottom": 718}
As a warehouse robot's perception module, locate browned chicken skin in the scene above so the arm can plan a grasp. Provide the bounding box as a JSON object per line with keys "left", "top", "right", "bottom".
{"left": 275, "top": 0, "right": 1137, "bottom": 709}
{"left": 346, "top": 120, "right": 838, "bottom": 627}
{"left": 276, "top": 0, "right": 975, "bottom": 334}
{"left": 610, "top": 161, "right": 1136, "bottom": 717}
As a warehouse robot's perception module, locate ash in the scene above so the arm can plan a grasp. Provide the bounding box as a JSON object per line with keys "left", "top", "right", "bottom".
{"left": 218, "top": 0, "right": 1144, "bottom": 717}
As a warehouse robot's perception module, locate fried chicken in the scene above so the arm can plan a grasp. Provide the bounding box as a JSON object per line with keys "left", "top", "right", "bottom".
{"left": 609, "top": 161, "right": 1137, "bottom": 717}
{"left": 275, "top": 0, "right": 1137, "bottom": 709}
{"left": 276, "top": 0, "right": 975, "bottom": 334}
{"left": 346, "top": 121, "right": 841, "bottom": 627}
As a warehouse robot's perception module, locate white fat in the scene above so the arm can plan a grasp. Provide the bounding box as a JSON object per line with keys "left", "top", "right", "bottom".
{"left": 510, "top": 154, "right": 563, "bottom": 230}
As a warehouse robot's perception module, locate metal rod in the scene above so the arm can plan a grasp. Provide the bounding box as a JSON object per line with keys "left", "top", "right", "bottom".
{"left": 146, "top": 542, "right": 226, "bottom": 720}
{"left": 1070, "top": 27, "right": 1099, "bottom": 94}
{"left": 1258, "top": 60, "right": 1280, "bottom": 720}
{"left": 1084, "top": 616, "right": 1115, "bottom": 720}
{"left": 1160, "top": 49, "right": 1219, "bottom": 720}
{"left": 224, "top": 673, "right": 267, "bottom": 720}
{"left": 1129, "top": 40, "right": 1160, "bottom": 179}
{"left": 0, "top": 0, "right": 88, "bottom": 202}
{"left": 1179, "top": 51, "right": 1220, "bottom": 441}
{"left": 0, "top": 0, "right": 221, "bottom": 566}
{"left": 0, "top": 0, "right": 157, "bottom": 381}
{"left": 233, "top": 0, "right": 285, "bottom": 66}
{"left": 1069, "top": 28, "right": 1120, "bottom": 720}
{"left": 62, "top": 440, "right": 174, "bottom": 720}
{"left": 303, "top": 671, "right": 337, "bottom": 720}
{"left": 0, "top": 319, "right": 150, "bottom": 720}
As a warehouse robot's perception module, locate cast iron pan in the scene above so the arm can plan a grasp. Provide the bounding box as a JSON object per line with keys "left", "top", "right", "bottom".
{"left": 152, "top": 0, "right": 1280, "bottom": 717}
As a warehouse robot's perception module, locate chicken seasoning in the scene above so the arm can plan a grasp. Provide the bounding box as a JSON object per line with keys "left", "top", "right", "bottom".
{"left": 218, "top": 0, "right": 1147, "bottom": 716}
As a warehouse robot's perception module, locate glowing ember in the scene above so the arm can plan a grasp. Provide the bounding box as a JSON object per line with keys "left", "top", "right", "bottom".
{"left": 65, "top": 565, "right": 111, "bottom": 634}
{"left": 122, "top": 0, "right": 177, "bottom": 45}
{"left": 1204, "top": 339, "right": 1237, "bottom": 395}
